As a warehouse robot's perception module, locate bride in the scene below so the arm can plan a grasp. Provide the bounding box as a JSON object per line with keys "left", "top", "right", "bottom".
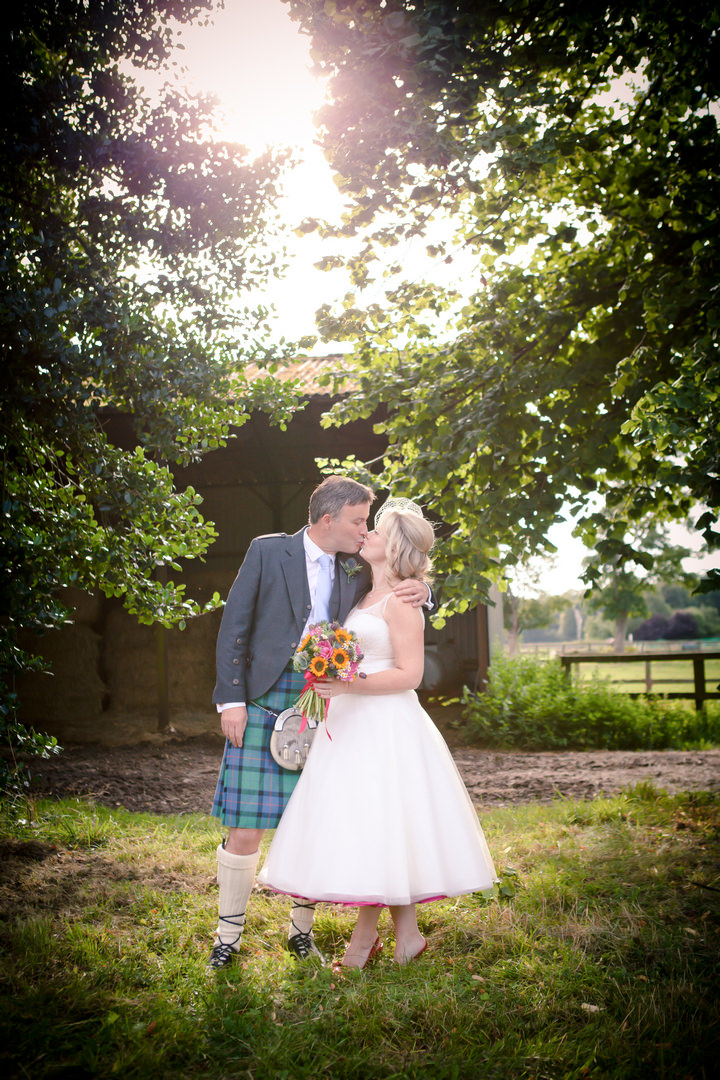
{"left": 258, "top": 498, "right": 497, "bottom": 967}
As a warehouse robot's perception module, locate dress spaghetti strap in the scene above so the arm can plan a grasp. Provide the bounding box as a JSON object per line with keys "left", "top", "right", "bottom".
{"left": 357, "top": 592, "right": 393, "bottom": 616}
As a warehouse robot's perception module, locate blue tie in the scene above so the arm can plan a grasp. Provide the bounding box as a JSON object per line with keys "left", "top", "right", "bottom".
{"left": 314, "top": 554, "right": 333, "bottom": 623}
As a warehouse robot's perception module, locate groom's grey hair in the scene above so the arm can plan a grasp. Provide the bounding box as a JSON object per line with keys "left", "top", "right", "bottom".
{"left": 308, "top": 475, "right": 375, "bottom": 523}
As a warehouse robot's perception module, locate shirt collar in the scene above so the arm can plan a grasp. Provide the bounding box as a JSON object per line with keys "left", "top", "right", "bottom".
{"left": 303, "top": 527, "right": 332, "bottom": 563}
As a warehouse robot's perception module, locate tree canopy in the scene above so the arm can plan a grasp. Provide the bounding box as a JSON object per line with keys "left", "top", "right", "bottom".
{"left": 1, "top": 1, "right": 298, "bottom": 721}
{"left": 287, "top": 0, "right": 720, "bottom": 618}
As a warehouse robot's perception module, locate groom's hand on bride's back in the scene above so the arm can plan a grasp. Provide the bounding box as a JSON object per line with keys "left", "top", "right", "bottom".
{"left": 392, "top": 579, "right": 433, "bottom": 608}
{"left": 221, "top": 705, "right": 248, "bottom": 748}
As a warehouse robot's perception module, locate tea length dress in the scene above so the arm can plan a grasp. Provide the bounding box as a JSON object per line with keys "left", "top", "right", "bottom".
{"left": 258, "top": 596, "right": 497, "bottom": 906}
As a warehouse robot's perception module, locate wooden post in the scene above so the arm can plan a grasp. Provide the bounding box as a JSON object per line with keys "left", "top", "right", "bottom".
{"left": 645, "top": 658, "right": 653, "bottom": 694}
{"left": 476, "top": 604, "right": 490, "bottom": 691}
{"left": 155, "top": 563, "right": 170, "bottom": 732}
{"left": 693, "top": 656, "right": 705, "bottom": 712}
{"left": 156, "top": 624, "right": 169, "bottom": 732}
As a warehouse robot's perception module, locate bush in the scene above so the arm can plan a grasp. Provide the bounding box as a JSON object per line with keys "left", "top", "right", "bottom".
{"left": 1, "top": 681, "right": 61, "bottom": 808}
{"left": 456, "top": 655, "right": 719, "bottom": 751}
{"left": 665, "top": 611, "right": 699, "bottom": 639}
{"left": 634, "top": 613, "right": 671, "bottom": 640}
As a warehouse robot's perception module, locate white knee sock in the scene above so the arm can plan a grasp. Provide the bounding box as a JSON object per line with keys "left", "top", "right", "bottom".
{"left": 289, "top": 898, "right": 317, "bottom": 940}
{"left": 215, "top": 843, "right": 259, "bottom": 951}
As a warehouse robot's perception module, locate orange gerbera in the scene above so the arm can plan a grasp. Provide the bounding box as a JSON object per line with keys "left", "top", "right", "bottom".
{"left": 334, "top": 629, "right": 351, "bottom": 644}
{"left": 310, "top": 657, "right": 328, "bottom": 677}
{"left": 332, "top": 648, "right": 349, "bottom": 669}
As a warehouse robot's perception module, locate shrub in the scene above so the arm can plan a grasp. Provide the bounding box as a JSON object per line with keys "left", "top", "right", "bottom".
{"left": 455, "top": 654, "right": 719, "bottom": 751}
{"left": 665, "top": 611, "right": 699, "bottom": 639}
{"left": 634, "top": 613, "right": 671, "bottom": 640}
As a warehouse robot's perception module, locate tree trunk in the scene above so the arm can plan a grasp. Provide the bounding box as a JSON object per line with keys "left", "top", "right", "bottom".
{"left": 506, "top": 598, "right": 520, "bottom": 657}
{"left": 573, "top": 606, "right": 584, "bottom": 641}
{"left": 613, "top": 613, "right": 629, "bottom": 653}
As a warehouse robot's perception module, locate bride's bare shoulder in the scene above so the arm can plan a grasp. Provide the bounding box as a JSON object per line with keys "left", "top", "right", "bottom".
{"left": 385, "top": 592, "right": 425, "bottom": 628}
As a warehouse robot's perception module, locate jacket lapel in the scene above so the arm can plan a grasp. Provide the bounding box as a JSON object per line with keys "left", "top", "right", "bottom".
{"left": 334, "top": 553, "right": 370, "bottom": 622}
{"left": 281, "top": 529, "right": 311, "bottom": 633}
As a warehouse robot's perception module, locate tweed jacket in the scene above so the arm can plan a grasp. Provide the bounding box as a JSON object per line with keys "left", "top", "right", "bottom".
{"left": 212, "top": 528, "right": 371, "bottom": 707}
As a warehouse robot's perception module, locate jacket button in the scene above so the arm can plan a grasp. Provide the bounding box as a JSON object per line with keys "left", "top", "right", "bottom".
{"left": 236, "top": 638, "right": 242, "bottom": 644}
{"left": 232, "top": 679, "right": 239, "bottom": 686}
{"left": 233, "top": 658, "right": 239, "bottom": 665}
{"left": 306, "top": 604, "right": 311, "bottom": 610}
{"left": 290, "top": 642, "right": 297, "bottom": 649}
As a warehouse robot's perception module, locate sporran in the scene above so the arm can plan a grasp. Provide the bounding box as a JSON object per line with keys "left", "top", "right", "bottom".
{"left": 268, "top": 706, "right": 317, "bottom": 771}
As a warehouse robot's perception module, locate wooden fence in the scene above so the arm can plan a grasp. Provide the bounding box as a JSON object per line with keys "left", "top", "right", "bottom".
{"left": 558, "top": 650, "right": 720, "bottom": 710}
{"left": 519, "top": 639, "right": 720, "bottom": 657}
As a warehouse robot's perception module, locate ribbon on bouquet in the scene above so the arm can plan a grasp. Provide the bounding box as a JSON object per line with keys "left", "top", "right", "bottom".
{"left": 296, "top": 671, "right": 332, "bottom": 740}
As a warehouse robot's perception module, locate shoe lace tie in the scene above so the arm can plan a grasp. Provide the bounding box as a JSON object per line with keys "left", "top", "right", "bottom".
{"left": 208, "top": 941, "right": 238, "bottom": 969}
{"left": 288, "top": 929, "right": 315, "bottom": 959}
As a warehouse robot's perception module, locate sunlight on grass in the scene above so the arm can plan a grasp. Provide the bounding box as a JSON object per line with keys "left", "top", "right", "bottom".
{"left": 1, "top": 789, "right": 718, "bottom": 1079}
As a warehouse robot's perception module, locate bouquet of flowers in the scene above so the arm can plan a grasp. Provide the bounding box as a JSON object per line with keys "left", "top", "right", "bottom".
{"left": 293, "top": 621, "right": 364, "bottom": 728}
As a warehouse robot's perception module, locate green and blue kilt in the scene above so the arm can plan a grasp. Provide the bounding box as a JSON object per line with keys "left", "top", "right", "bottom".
{"left": 211, "top": 667, "right": 306, "bottom": 829}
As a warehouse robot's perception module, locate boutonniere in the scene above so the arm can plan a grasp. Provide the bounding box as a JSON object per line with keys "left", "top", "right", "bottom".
{"left": 340, "top": 557, "right": 362, "bottom": 582}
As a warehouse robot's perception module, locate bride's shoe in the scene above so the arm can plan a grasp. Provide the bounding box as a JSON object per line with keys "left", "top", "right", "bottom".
{"left": 338, "top": 935, "right": 383, "bottom": 971}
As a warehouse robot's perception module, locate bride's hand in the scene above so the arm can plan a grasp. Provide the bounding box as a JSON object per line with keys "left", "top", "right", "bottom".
{"left": 314, "top": 678, "right": 345, "bottom": 699}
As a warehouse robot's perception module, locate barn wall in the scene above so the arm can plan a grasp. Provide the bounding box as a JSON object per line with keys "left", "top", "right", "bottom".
{"left": 16, "top": 401, "right": 493, "bottom": 745}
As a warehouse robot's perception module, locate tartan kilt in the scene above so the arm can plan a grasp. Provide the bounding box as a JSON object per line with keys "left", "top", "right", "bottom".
{"left": 211, "top": 667, "right": 306, "bottom": 829}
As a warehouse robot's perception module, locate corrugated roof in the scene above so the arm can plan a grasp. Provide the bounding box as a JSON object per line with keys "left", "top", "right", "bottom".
{"left": 245, "top": 353, "right": 356, "bottom": 397}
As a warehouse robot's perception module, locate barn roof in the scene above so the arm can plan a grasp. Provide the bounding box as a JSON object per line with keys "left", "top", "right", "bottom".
{"left": 246, "top": 353, "right": 356, "bottom": 398}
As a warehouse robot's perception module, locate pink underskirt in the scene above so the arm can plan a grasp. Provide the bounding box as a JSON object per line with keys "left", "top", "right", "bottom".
{"left": 264, "top": 886, "right": 448, "bottom": 908}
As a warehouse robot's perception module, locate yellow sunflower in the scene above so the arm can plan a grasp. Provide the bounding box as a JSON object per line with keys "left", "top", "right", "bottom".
{"left": 310, "top": 657, "right": 328, "bottom": 677}
{"left": 332, "top": 648, "right": 349, "bottom": 669}
{"left": 334, "top": 629, "right": 351, "bottom": 644}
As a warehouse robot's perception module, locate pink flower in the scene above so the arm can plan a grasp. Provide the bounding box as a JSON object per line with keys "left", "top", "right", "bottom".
{"left": 292, "top": 622, "right": 364, "bottom": 731}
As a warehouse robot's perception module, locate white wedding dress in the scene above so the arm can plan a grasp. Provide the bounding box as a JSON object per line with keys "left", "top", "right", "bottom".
{"left": 258, "top": 596, "right": 498, "bottom": 906}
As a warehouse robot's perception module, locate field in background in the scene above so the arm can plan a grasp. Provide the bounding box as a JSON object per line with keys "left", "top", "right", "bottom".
{"left": 575, "top": 658, "right": 720, "bottom": 695}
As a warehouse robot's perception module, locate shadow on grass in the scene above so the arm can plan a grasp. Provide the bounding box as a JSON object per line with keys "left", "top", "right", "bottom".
{"left": 0, "top": 789, "right": 718, "bottom": 1079}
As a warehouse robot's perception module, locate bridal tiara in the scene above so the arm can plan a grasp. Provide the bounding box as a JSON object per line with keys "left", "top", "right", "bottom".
{"left": 374, "top": 497, "right": 425, "bottom": 527}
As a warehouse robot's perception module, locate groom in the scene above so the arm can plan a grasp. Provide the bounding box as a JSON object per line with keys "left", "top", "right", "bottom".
{"left": 209, "top": 475, "right": 431, "bottom": 969}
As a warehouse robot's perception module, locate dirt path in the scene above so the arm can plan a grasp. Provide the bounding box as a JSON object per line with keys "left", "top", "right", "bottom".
{"left": 24, "top": 734, "right": 720, "bottom": 815}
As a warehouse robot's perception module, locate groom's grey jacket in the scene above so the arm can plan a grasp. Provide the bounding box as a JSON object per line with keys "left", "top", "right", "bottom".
{"left": 212, "top": 528, "right": 370, "bottom": 707}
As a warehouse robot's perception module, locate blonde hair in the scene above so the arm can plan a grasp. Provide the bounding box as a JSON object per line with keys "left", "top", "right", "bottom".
{"left": 378, "top": 509, "right": 435, "bottom": 583}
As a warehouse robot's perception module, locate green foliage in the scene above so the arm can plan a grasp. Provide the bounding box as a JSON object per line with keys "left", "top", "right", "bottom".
{"left": 503, "top": 586, "right": 568, "bottom": 652}
{"left": 0, "top": 711, "right": 60, "bottom": 805}
{"left": 630, "top": 583, "right": 720, "bottom": 639}
{"left": 0, "top": 2, "right": 302, "bottom": 776}
{"left": 1, "top": 792, "right": 718, "bottom": 1079}
{"left": 691, "top": 605, "right": 720, "bottom": 638}
{"left": 287, "top": 0, "right": 720, "bottom": 609}
{"left": 457, "top": 654, "right": 719, "bottom": 750}
{"left": 585, "top": 525, "right": 706, "bottom": 648}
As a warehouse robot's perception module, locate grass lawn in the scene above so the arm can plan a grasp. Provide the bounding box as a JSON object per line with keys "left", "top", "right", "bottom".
{"left": 1, "top": 786, "right": 718, "bottom": 1079}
